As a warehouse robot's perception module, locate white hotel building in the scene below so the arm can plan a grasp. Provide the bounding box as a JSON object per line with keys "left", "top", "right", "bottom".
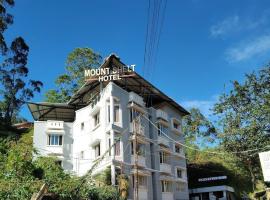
{"left": 28, "top": 54, "right": 190, "bottom": 200}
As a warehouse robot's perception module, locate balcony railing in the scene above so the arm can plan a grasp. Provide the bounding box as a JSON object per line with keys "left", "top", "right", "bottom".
{"left": 156, "top": 109, "right": 169, "bottom": 122}
{"left": 157, "top": 136, "right": 170, "bottom": 147}
{"left": 130, "top": 122, "right": 145, "bottom": 136}
{"left": 129, "top": 92, "right": 145, "bottom": 107}
{"left": 131, "top": 155, "right": 146, "bottom": 167}
{"left": 160, "top": 163, "right": 172, "bottom": 174}
{"left": 47, "top": 120, "right": 64, "bottom": 129}
{"left": 46, "top": 145, "right": 63, "bottom": 155}
{"left": 138, "top": 188, "right": 148, "bottom": 200}
{"left": 162, "top": 192, "right": 173, "bottom": 200}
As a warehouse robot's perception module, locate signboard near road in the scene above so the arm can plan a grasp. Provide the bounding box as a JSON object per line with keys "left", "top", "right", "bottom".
{"left": 259, "top": 151, "right": 270, "bottom": 182}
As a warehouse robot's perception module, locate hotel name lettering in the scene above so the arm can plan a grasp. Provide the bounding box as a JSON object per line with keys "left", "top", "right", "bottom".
{"left": 85, "top": 65, "right": 135, "bottom": 82}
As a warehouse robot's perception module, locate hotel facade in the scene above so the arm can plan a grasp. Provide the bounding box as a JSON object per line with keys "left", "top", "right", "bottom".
{"left": 28, "top": 54, "right": 190, "bottom": 200}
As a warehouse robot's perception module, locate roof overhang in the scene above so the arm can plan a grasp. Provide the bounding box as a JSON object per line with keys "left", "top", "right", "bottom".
{"left": 68, "top": 54, "right": 189, "bottom": 116}
{"left": 27, "top": 102, "right": 76, "bottom": 122}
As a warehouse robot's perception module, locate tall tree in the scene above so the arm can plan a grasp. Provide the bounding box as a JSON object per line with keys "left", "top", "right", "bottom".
{"left": 183, "top": 108, "right": 217, "bottom": 146}
{"left": 182, "top": 108, "right": 217, "bottom": 161}
{"left": 0, "top": 0, "right": 14, "bottom": 54}
{"left": 214, "top": 66, "right": 270, "bottom": 190}
{"left": 45, "top": 48, "right": 102, "bottom": 103}
{"left": 0, "top": 37, "right": 43, "bottom": 125}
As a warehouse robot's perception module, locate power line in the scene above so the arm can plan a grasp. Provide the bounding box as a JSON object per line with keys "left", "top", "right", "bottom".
{"left": 141, "top": 113, "right": 270, "bottom": 156}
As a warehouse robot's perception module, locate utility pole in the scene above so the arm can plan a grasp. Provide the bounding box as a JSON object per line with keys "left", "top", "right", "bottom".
{"left": 133, "top": 111, "right": 139, "bottom": 200}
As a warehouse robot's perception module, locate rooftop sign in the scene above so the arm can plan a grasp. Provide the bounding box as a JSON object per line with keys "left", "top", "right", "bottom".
{"left": 259, "top": 151, "right": 270, "bottom": 182}
{"left": 84, "top": 65, "right": 135, "bottom": 82}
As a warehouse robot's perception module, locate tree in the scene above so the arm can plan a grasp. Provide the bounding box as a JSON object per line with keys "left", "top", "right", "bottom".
{"left": 45, "top": 48, "right": 102, "bottom": 103}
{"left": 214, "top": 66, "right": 270, "bottom": 191}
{"left": 183, "top": 108, "right": 217, "bottom": 147}
{"left": 0, "top": 0, "right": 14, "bottom": 54}
{"left": 0, "top": 37, "right": 43, "bottom": 125}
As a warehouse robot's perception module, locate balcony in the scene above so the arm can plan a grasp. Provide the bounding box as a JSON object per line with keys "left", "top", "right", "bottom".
{"left": 174, "top": 146, "right": 185, "bottom": 158}
{"left": 160, "top": 163, "right": 171, "bottom": 174}
{"left": 131, "top": 155, "right": 146, "bottom": 167}
{"left": 162, "top": 192, "right": 173, "bottom": 200}
{"left": 129, "top": 92, "right": 145, "bottom": 107}
{"left": 46, "top": 145, "right": 63, "bottom": 155}
{"left": 47, "top": 120, "right": 64, "bottom": 130}
{"left": 157, "top": 136, "right": 170, "bottom": 147}
{"left": 156, "top": 109, "right": 169, "bottom": 122}
{"left": 129, "top": 122, "right": 145, "bottom": 136}
{"left": 171, "top": 118, "right": 182, "bottom": 135}
{"left": 138, "top": 189, "right": 148, "bottom": 200}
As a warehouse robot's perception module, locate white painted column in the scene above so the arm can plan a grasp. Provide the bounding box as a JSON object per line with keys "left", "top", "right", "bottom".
{"left": 110, "top": 96, "right": 116, "bottom": 185}
{"left": 110, "top": 129, "right": 116, "bottom": 185}
{"left": 110, "top": 96, "right": 114, "bottom": 124}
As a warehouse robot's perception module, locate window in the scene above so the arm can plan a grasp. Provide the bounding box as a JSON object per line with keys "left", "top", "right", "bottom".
{"left": 176, "top": 168, "right": 182, "bottom": 178}
{"left": 94, "top": 112, "right": 100, "bottom": 127}
{"left": 108, "top": 138, "right": 111, "bottom": 156}
{"left": 172, "top": 119, "right": 180, "bottom": 130}
{"left": 108, "top": 104, "right": 120, "bottom": 123}
{"left": 131, "top": 142, "right": 145, "bottom": 156}
{"left": 132, "top": 175, "right": 147, "bottom": 188}
{"left": 107, "top": 104, "right": 110, "bottom": 123}
{"left": 161, "top": 180, "right": 172, "bottom": 192}
{"left": 114, "top": 105, "right": 120, "bottom": 122}
{"left": 115, "top": 140, "right": 120, "bottom": 156}
{"left": 130, "top": 108, "right": 141, "bottom": 122}
{"left": 81, "top": 122, "right": 84, "bottom": 130}
{"left": 159, "top": 152, "right": 169, "bottom": 164}
{"left": 80, "top": 151, "right": 84, "bottom": 159}
{"left": 175, "top": 144, "right": 182, "bottom": 154}
{"left": 176, "top": 182, "right": 186, "bottom": 192}
{"left": 95, "top": 143, "right": 100, "bottom": 157}
{"left": 157, "top": 123, "right": 168, "bottom": 136}
{"left": 48, "top": 134, "right": 62, "bottom": 146}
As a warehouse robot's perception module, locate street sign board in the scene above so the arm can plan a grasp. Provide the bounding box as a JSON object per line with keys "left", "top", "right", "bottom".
{"left": 259, "top": 151, "right": 270, "bottom": 182}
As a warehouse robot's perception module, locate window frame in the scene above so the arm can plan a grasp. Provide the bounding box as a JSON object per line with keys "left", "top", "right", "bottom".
{"left": 94, "top": 111, "right": 100, "bottom": 127}
{"left": 94, "top": 143, "right": 101, "bottom": 158}
{"left": 47, "top": 134, "right": 63, "bottom": 146}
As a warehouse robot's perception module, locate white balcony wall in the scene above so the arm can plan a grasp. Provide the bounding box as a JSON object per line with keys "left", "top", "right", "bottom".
{"left": 47, "top": 120, "right": 64, "bottom": 129}
{"left": 156, "top": 109, "right": 169, "bottom": 121}
{"left": 160, "top": 163, "right": 172, "bottom": 174}
{"left": 129, "top": 92, "right": 145, "bottom": 107}
{"left": 162, "top": 192, "right": 174, "bottom": 200}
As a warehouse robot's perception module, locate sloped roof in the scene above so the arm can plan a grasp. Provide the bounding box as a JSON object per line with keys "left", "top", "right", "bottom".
{"left": 28, "top": 54, "right": 189, "bottom": 122}
{"left": 68, "top": 54, "right": 189, "bottom": 115}
{"left": 27, "top": 102, "right": 75, "bottom": 122}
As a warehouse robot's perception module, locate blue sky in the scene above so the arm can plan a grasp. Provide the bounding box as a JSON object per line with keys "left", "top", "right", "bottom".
{"left": 5, "top": 0, "right": 270, "bottom": 121}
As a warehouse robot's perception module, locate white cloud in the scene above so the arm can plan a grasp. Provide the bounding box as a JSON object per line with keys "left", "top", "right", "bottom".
{"left": 181, "top": 95, "right": 219, "bottom": 118}
{"left": 210, "top": 15, "right": 240, "bottom": 37}
{"left": 226, "top": 34, "right": 270, "bottom": 62}
{"left": 210, "top": 11, "right": 270, "bottom": 38}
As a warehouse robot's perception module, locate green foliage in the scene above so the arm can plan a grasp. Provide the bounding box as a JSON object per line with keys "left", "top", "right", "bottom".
{"left": 183, "top": 108, "right": 217, "bottom": 148}
{"left": 88, "top": 186, "right": 119, "bottom": 200}
{"left": 45, "top": 47, "right": 102, "bottom": 103}
{"left": 214, "top": 66, "right": 270, "bottom": 190}
{"left": 0, "top": 1, "right": 43, "bottom": 125}
{"left": 34, "top": 157, "right": 84, "bottom": 199}
{"left": 0, "top": 0, "right": 14, "bottom": 54}
{"left": 0, "top": 129, "right": 121, "bottom": 199}
{"left": 0, "top": 36, "right": 43, "bottom": 125}
{"left": 117, "top": 174, "right": 129, "bottom": 200}
{"left": 93, "top": 166, "right": 111, "bottom": 186}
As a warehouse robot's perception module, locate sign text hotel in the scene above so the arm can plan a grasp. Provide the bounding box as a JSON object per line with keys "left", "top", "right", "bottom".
{"left": 85, "top": 65, "right": 135, "bottom": 82}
